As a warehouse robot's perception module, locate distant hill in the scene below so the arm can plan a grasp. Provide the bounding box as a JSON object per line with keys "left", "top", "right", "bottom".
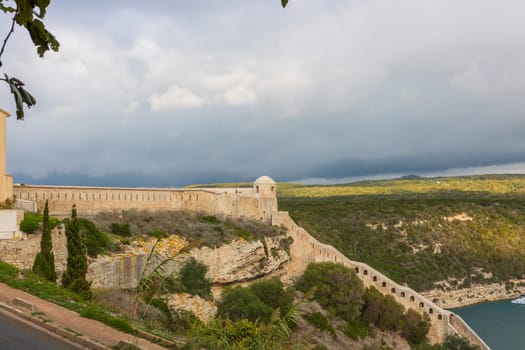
{"left": 398, "top": 174, "right": 425, "bottom": 180}
{"left": 278, "top": 174, "right": 525, "bottom": 292}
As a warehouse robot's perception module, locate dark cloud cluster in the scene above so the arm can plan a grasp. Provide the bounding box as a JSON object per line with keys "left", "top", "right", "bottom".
{"left": 3, "top": 0, "right": 525, "bottom": 186}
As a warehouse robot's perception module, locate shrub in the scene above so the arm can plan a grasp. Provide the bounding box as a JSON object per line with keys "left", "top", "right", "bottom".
{"left": 296, "top": 262, "right": 365, "bottom": 322}
{"left": 201, "top": 215, "right": 221, "bottom": 224}
{"left": 78, "top": 218, "right": 111, "bottom": 257}
{"left": 344, "top": 319, "right": 370, "bottom": 340}
{"left": 19, "top": 212, "right": 41, "bottom": 234}
{"left": 377, "top": 295, "right": 404, "bottom": 331}
{"left": 217, "top": 286, "right": 273, "bottom": 323}
{"left": 362, "top": 286, "right": 384, "bottom": 325}
{"left": 110, "top": 222, "right": 131, "bottom": 237}
{"left": 363, "top": 286, "right": 412, "bottom": 329}
{"left": 150, "top": 229, "right": 167, "bottom": 239}
{"left": 402, "top": 309, "right": 430, "bottom": 346}
{"left": 171, "top": 309, "right": 201, "bottom": 334}
{"left": 441, "top": 334, "right": 481, "bottom": 350}
{"left": 311, "top": 345, "right": 329, "bottom": 350}
{"left": 80, "top": 304, "right": 135, "bottom": 334}
{"left": 304, "top": 312, "right": 336, "bottom": 339}
{"left": 190, "top": 318, "right": 270, "bottom": 350}
{"left": 177, "top": 257, "right": 212, "bottom": 298}
{"left": 249, "top": 277, "right": 293, "bottom": 315}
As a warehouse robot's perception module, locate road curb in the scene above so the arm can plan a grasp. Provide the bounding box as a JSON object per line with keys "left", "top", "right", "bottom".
{"left": 0, "top": 302, "right": 110, "bottom": 350}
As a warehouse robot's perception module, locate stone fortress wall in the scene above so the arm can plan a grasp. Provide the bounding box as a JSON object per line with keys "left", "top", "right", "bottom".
{"left": 272, "top": 212, "right": 490, "bottom": 348}
{"left": 13, "top": 176, "right": 277, "bottom": 223}
{"left": 3, "top": 176, "right": 489, "bottom": 348}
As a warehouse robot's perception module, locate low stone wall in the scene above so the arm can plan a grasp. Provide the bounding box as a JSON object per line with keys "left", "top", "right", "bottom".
{"left": 0, "top": 227, "right": 68, "bottom": 278}
{"left": 273, "top": 211, "right": 490, "bottom": 349}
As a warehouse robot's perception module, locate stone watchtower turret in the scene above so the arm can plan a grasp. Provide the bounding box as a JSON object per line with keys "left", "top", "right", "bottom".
{"left": 253, "top": 176, "right": 278, "bottom": 223}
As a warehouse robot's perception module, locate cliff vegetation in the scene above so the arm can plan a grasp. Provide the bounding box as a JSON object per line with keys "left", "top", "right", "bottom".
{"left": 279, "top": 174, "right": 525, "bottom": 293}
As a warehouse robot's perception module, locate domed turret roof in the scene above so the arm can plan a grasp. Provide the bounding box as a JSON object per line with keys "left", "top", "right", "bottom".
{"left": 254, "top": 176, "right": 276, "bottom": 184}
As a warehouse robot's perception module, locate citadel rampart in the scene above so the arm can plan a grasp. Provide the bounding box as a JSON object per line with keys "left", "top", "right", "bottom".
{"left": 13, "top": 176, "right": 277, "bottom": 223}
{"left": 3, "top": 177, "right": 489, "bottom": 348}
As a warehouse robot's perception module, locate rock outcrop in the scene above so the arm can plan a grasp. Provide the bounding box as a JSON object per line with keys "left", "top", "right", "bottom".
{"left": 87, "top": 234, "right": 290, "bottom": 290}
{"left": 166, "top": 293, "right": 217, "bottom": 323}
{"left": 422, "top": 280, "right": 525, "bottom": 308}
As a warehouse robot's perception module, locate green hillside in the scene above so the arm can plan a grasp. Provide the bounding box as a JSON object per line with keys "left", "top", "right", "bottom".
{"left": 278, "top": 175, "right": 525, "bottom": 292}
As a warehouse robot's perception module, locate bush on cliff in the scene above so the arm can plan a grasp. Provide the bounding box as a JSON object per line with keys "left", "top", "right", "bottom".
{"left": 402, "top": 309, "right": 430, "bottom": 346}
{"left": 414, "top": 334, "right": 480, "bottom": 350}
{"left": 189, "top": 318, "right": 285, "bottom": 350}
{"left": 362, "top": 286, "right": 429, "bottom": 345}
{"left": 296, "top": 262, "right": 365, "bottom": 322}
{"left": 217, "top": 286, "right": 274, "bottom": 323}
{"left": 78, "top": 218, "right": 111, "bottom": 257}
{"left": 19, "top": 211, "right": 41, "bottom": 234}
{"left": 110, "top": 222, "right": 132, "bottom": 237}
{"left": 176, "top": 257, "right": 212, "bottom": 299}
{"left": 249, "top": 277, "right": 294, "bottom": 316}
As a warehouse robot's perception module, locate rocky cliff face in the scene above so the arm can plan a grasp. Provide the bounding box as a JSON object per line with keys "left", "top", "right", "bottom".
{"left": 422, "top": 280, "right": 525, "bottom": 308}
{"left": 87, "top": 235, "right": 290, "bottom": 289}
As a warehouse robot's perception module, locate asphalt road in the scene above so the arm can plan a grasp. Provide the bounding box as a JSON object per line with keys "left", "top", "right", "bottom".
{"left": 0, "top": 309, "right": 82, "bottom": 350}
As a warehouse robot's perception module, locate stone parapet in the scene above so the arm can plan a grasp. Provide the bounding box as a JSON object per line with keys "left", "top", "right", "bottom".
{"left": 13, "top": 180, "right": 277, "bottom": 224}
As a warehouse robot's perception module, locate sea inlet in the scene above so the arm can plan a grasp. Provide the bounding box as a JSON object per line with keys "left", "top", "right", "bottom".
{"left": 451, "top": 300, "right": 525, "bottom": 350}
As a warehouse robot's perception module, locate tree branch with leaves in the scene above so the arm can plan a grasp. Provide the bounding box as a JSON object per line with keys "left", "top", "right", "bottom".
{"left": 0, "top": 0, "right": 59, "bottom": 119}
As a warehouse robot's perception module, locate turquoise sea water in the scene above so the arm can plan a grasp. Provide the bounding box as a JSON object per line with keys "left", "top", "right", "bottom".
{"left": 451, "top": 300, "right": 525, "bottom": 350}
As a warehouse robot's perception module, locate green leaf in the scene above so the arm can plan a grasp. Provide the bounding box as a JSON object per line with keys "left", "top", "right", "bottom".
{"left": 0, "top": 2, "right": 16, "bottom": 13}
{"left": 34, "top": 0, "right": 50, "bottom": 18}
{"left": 14, "top": 0, "right": 34, "bottom": 25}
{"left": 25, "top": 19, "right": 59, "bottom": 57}
{"left": 19, "top": 86, "right": 36, "bottom": 107}
{"left": 13, "top": 0, "right": 59, "bottom": 57}
{"left": 281, "top": 0, "right": 288, "bottom": 8}
{"left": 3, "top": 75, "right": 37, "bottom": 120}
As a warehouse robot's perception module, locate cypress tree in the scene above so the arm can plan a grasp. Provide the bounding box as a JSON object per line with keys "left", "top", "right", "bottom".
{"left": 62, "top": 205, "right": 91, "bottom": 299}
{"left": 32, "top": 200, "right": 56, "bottom": 281}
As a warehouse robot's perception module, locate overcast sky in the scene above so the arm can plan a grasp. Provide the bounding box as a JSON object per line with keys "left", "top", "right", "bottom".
{"left": 2, "top": 0, "right": 525, "bottom": 187}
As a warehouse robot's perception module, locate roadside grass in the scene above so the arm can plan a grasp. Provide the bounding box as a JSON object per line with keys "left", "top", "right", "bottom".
{"left": 0, "top": 261, "right": 143, "bottom": 338}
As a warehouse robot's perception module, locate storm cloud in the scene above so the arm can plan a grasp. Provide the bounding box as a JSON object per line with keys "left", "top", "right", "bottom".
{"left": 2, "top": 0, "right": 525, "bottom": 186}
